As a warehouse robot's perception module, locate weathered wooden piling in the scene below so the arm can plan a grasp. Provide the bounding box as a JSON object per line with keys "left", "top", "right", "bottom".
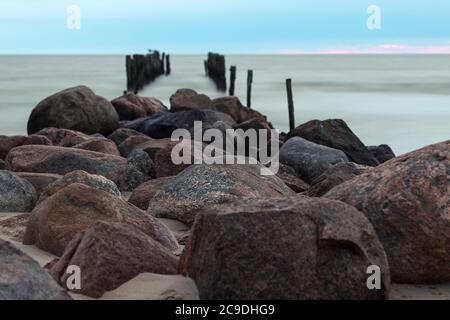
{"left": 229, "top": 66, "right": 236, "bottom": 96}
{"left": 165, "top": 54, "right": 171, "bottom": 75}
{"left": 247, "top": 70, "right": 253, "bottom": 108}
{"left": 125, "top": 50, "right": 167, "bottom": 93}
{"left": 286, "top": 78, "right": 295, "bottom": 131}
{"left": 204, "top": 52, "right": 226, "bottom": 91}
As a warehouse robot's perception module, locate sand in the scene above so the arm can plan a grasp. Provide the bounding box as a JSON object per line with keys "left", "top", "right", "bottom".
{"left": 1, "top": 211, "right": 448, "bottom": 300}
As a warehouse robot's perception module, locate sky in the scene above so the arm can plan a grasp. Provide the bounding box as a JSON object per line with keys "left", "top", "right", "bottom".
{"left": 0, "top": 0, "right": 449, "bottom": 54}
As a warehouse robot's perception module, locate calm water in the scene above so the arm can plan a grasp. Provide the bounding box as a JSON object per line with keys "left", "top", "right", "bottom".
{"left": 0, "top": 54, "right": 449, "bottom": 155}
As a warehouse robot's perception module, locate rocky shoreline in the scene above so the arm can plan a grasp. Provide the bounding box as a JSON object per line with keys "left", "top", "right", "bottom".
{"left": 0, "top": 85, "right": 449, "bottom": 300}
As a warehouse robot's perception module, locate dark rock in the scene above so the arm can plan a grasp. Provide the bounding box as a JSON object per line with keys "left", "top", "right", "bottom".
{"left": 107, "top": 127, "right": 148, "bottom": 146}
{"left": 15, "top": 173, "right": 62, "bottom": 198}
{"left": 148, "top": 161, "right": 295, "bottom": 226}
{"left": 308, "top": 162, "right": 367, "bottom": 197}
{"left": 38, "top": 170, "right": 121, "bottom": 204}
{"left": 125, "top": 150, "right": 156, "bottom": 191}
{"left": 279, "top": 137, "right": 349, "bottom": 184}
{"left": 0, "top": 239, "right": 72, "bottom": 300}
{"left": 24, "top": 183, "right": 178, "bottom": 256}
{"left": 170, "top": 89, "right": 214, "bottom": 113}
{"left": 275, "top": 164, "right": 309, "bottom": 193}
{"left": 118, "top": 135, "right": 152, "bottom": 157}
{"left": 0, "top": 159, "right": 4, "bottom": 170}
{"left": 287, "top": 119, "right": 379, "bottom": 166}
{"left": 27, "top": 86, "right": 119, "bottom": 135}
{"left": 49, "top": 221, "right": 178, "bottom": 298}
{"left": 31, "top": 127, "right": 91, "bottom": 147}
{"left": 0, "top": 135, "right": 52, "bottom": 160}
{"left": 121, "top": 109, "right": 235, "bottom": 139}
{"left": 128, "top": 177, "right": 173, "bottom": 210}
{"left": 367, "top": 144, "right": 396, "bottom": 164}
{"left": 0, "top": 170, "right": 37, "bottom": 212}
{"left": 181, "top": 196, "right": 390, "bottom": 300}
{"left": 211, "top": 96, "right": 243, "bottom": 122}
{"left": 325, "top": 140, "right": 450, "bottom": 284}
{"left": 239, "top": 106, "right": 273, "bottom": 128}
{"left": 73, "top": 137, "right": 120, "bottom": 156}
{"left": 5, "top": 145, "right": 127, "bottom": 188}
{"left": 111, "top": 93, "right": 168, "bottom": 121}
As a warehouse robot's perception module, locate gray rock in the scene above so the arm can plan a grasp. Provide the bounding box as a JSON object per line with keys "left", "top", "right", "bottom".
{"left": 367, "top": 144, "right": 396, "bottom": 164}
{"left": 279, "top": 137, "right": 349, "bottom": 184}
{"left": 0, "top": 170, "right": 37, "bottom": 212}
{"left": 148, "top": 161, "right": 295, "bottom": 226}
{"left": 125, "top": 150, "right": 156, "bottom": 192}
{"left": 0, "top": 239, "right": 71, "bottom": 300}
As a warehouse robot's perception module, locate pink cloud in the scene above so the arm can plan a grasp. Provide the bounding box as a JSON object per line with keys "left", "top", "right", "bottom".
{"left": 279, "top": 43, "right": 450, "bottom": 55}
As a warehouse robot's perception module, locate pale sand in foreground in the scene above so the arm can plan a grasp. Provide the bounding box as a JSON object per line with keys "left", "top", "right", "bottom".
{"left": 1, "top": 212, "right": 449, "bottom": 300}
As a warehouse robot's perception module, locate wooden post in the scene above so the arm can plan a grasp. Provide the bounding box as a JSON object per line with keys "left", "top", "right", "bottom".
{"left": 247, "top": 70, "right": 253, "bottom": 108}
{"left": 165, "top": 55, "right": 171, "bottom": 75}
{"left": 286, "top": 78, "right": 295, "bottom": 131}
{"left": 229, "top": 66, "right": 236, "bottom": 96}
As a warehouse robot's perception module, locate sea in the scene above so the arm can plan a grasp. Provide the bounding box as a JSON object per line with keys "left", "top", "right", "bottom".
{"left": 0, "top": 54, "right": 449, "bottom": 155}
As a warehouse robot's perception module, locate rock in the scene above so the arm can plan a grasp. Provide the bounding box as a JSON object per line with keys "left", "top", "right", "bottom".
{"left": 0, "top": 135, "right": 52, "bottom": 159}
{"left": 181, "top": 196, "right": 390, "bottom": 300}
{"left": 170, "top": 89, "right": 214, "bottom": 113}
{"left": 27, "top": 86, "right": 119, "bottom": 135}
{"left": 121, "top": 109, "right": 235, "bottom": 139}
{"left": 0, "top": 239, "right": 72, "bottom": 300}
{"left": 0, "top": 213, "right": 30, "bottom": 241}
{"left": 31, "top": 127, "right": 91, "bottom": 147}
{"left": 367, "top": 144, "right": 396, "bottom": 164}
{"left": 38, "top": 170, "right": 121, "bottom": 204}
{"left": 211, "top": 96, "right": 243, "bottom": 122}
{"left": 279, "top": 137, "right": 349, "bottom": 184}
{"left": 48, "top": 221, "right": 179, "bottom": 298}
{"left": 125, "top": 150, "right": 156, "bottom": 192}
{"left": 15, "top": 173, "right": 62, "bottom": 198}
{"left": 0, "top": 170, "right": 37, "bottom": 212}
{"left": 325, "top": 140, "right": 450, "bottom": 284}
{"left": 287, "top": 119, "right": 379, "bottom": 166}
{"left": 275, "top": 164, "right": 309, "bottom": 193}
{"left": 148, "top": 161, "right": 295, "bottom": 226}
{"left": 107, "top": 127, "right": 148, "bottom": 146}
{"left": 111, "top": 93, "right": 168, "bottom": 121}
{"left": 128, "top": 177, "right": 173, "bottom": 210}
{"left": 73, "top": 137, "right": 120, "bottom": 156}
{"left": 5, "top": 145, "right": 127, "bottom": 188}
{"left": 307, "top": 162, "right": 367, "bottom": 197}
{"left": 0, "top": 159, "right": 4, "bottom": 170}
{"left": 239, "top": 106, "right": 272, "bottom": 128}
{"left": 24, "top": 183, "right": 178, "bottom": 256}
{"left": 118, "top": 135, "right": 152, "bottom": 157}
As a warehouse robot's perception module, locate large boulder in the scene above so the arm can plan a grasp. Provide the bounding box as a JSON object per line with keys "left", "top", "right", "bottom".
{"left": 38, "top": 170, "right": 121, "bottom": 204}
{"left": 211, "top": 96, "right": 242, "bottom": 122}
{"left": 23, "top": 183, "right": 178, "bottom": 256}
{"left": 275, "top": 164, "right": 309, "bottom": 193}
{"left": 48, "top": 221, "right": 179, "bottom": 298}
{"left": 325, "top": 140, "right": 450, "bottom": 284}
{"left": 0, "top": 239, "right": 71, "bottom": 300}
{"left": 0, "top": 135, "right": 51, "bottom": 159}
{"left": 118, "top": 135, "right": 152, "bottom": 157}
{"left": 107, "top": 127, "right": 147, "bottom": 146}
{"left": 121, "top": 109, "right": 235, "bottom": 139}
{"left": 129, "top": 177, "right": 173, "bottom": 210}
{"left": 5, "top": 145, "right": 127, "bottom": 188}
{"left": 27, "top": 86, "right": 119, "bottom": 135}
{"left": 73, "top": 137, "right": 120, "bottom": 156}
{"left": 367, "top": 144, "right": 396, "bottom": 164}
{"left": 111, "top": 93, "right": 167, "bottom": 121}
{"left": 307, "top": 162, "right": 367, "bottom": 197}
{"left": 148, "top": 162, "right": 295, "bottom": 226}
{"left": 31, "top": 127, "right": 91, "bottom": 147}
{"left": 0, "top": 159, "right": 4, "bottom": 170}
{"left": 124, "top": 150, "right": 156, "bottom": 191}
{"left": 279, "top": 137, "right": 349, "bottom": 184}
{"left": 0, "top": 170, "right": 37, "bottom": 212}
{"left": 287, "top": 119, "right": 379, "bottom": 166}
{"left": 181, "top": 196, "right": 390, "bottom": 300}
{"left": 15, "top": 173, "right": 62, "bottom": 198}
{"left": 169, "top": 89, "right": 214, "bottom": 113}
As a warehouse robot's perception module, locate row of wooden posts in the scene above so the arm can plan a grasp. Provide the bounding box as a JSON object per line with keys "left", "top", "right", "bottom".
{"left": 206, "top": 54, "right": 295, "bottom": 131}
{"left": 126, "top": 50, "right": 171, "bottom": 94}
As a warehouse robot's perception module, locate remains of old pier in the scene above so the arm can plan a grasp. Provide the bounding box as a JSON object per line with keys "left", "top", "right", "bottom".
{"left": 204, "top": 52, "right": 226, "bottom": 91}
{"left": 126, "top": 50, "right": 168, "bottom": 94}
